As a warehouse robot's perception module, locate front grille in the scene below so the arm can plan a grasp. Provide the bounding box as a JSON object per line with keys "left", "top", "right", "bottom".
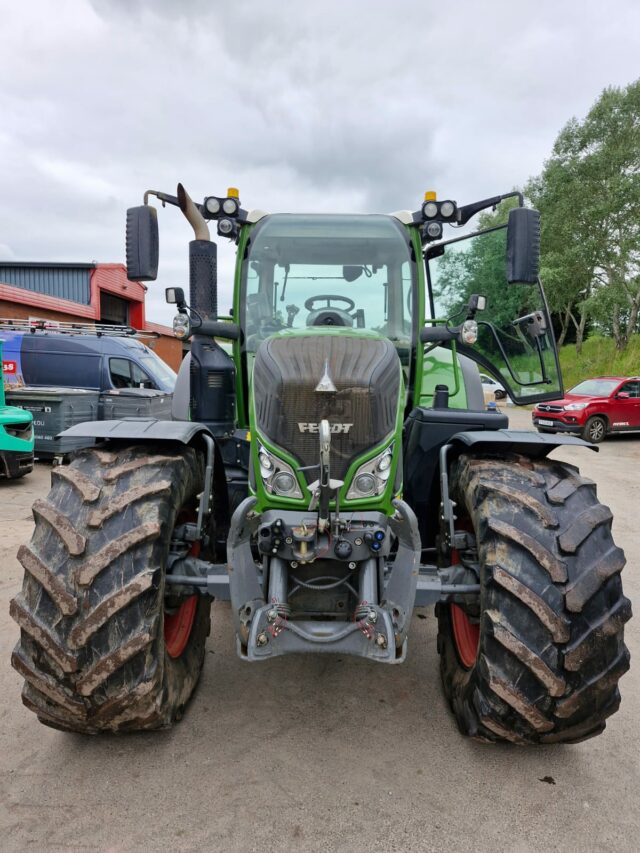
{"left": 253, "top": 334, "right": 401, "bottom": 481}
{"left": 537, "top": 405, "right": 563, "bottom": 413}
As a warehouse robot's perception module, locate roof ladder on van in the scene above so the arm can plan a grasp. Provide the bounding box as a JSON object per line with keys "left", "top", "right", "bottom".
{"left": 0, "top": 318, "right": 159, "bottom": 339}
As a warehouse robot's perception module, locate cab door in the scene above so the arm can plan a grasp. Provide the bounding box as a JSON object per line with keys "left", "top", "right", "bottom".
{"left": 614, "top": 380, "right": 640, "bottom": 428}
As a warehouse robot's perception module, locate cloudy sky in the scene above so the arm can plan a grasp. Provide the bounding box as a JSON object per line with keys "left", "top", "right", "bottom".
{"left": 1, "top": 0, "right": 639, "bottom": 324}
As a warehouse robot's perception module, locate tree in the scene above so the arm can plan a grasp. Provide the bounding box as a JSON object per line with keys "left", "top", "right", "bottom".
{"left": 527, "top": 79, "right": 640, "bottom": 351}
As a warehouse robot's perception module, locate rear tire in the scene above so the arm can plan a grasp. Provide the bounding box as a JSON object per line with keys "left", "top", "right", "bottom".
{"left": 10, "top": 443, "right": 211, "bottom": 733}
{"left": 582, "top": 416, "right": 607, "bottom": 443}
{"left": 437, "top": 453, "right": 631, "bottom": 744}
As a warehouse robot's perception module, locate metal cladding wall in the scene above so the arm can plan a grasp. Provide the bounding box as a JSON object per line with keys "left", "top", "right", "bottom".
{"left": 0, "top": 263, "right": 92, "bottom": 304}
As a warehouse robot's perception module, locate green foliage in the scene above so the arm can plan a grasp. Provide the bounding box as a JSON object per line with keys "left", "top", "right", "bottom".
{"left": 559, "top": 333, "right": 640, "bottom": 391}
{"left": 527, "top": 79, "right": 640, "bottom": 350}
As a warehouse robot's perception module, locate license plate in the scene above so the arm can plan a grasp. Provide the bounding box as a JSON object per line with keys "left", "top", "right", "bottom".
{"left": 537, "top": 419, "right": 555, "bottom": 426}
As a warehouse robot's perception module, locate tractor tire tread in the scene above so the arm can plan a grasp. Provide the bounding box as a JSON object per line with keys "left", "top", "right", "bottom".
{"left": 10, "top": 443, "right": 210, "bottom": 734}
{"left": 437, "top": 452, "right": 630, "bottom": 744}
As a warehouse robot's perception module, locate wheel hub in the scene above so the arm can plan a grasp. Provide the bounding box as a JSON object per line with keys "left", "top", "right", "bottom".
{"left": 450, "top": 603, "right": 480, "bottom": 669}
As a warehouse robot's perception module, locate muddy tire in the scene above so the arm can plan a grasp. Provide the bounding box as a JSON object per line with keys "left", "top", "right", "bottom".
{"left": 437, "top": 453, "right": 631, "bottom": 744}
{"left": 582, "top": 415, "right": 607, "bottom": 444}
{"left": 10, "top": 444, "right": 211, "bottom": 733}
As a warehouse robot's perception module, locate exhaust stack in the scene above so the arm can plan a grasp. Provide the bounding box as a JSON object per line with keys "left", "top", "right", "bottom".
{"left": 177, "top": 182, "right": 217, "bottom": 319}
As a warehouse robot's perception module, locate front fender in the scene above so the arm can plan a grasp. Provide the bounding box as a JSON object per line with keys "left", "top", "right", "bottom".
{"left": 58, "top": 418, "right": 213, "bottom": 445}
{"left": 449, "top": 428, "right": 597, "bottom": 457}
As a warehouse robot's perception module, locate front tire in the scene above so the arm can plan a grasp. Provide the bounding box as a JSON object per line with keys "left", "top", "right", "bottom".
{"left": 10, "top": 444, "right": 211, "bottom": 733}
{"left": 582, "top": 415, "right": 607, "bottom": 443}
{"left": 437, "top": 453, "right": 631, "bottom": 744}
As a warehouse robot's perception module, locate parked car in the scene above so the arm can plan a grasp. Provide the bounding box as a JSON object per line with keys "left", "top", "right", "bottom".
{"left": 532, "top": 376, "right": 640, "bottom": 443}
{"left": 1, "top": 326, "right": 176, "bottom": 393}
{"left": 479, "top": 372, "right": 506, "bottom": 401}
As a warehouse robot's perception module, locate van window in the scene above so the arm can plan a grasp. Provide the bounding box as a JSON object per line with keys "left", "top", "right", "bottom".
{"left": 110, "top": 358, "right": 132, "bottom": 388}
{"left": 109, "top": 358, "right": 154, "bottom": 389}
{"left": 131, "top": 362, "right": 153, "bottom": 388}
{"left": 21, "top": 349, "right": 101, "bottom": 389}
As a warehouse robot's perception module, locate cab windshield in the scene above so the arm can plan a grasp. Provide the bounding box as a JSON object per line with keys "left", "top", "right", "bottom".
{"left": 241, "top": 214, "right": 416, "bottom": 362}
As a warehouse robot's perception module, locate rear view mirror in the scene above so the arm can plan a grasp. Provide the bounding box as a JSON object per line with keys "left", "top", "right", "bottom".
{"left": 165, "top": 287, "right": 186, "bottom": 306}
{"left": 126, "top": 205, "right": 159, "bottom": 281}
{"left": 506, "top": 207, "right": 540, "bottom": 284}
{"left": 343, "top": 265, "right": 363, "bottom": 282}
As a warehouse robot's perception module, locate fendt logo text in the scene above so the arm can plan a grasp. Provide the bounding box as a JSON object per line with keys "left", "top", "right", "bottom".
{"left": 298, "top": 422, "right": 353, "bottom": 434}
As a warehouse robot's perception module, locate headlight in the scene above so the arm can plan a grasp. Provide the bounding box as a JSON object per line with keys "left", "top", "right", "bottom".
{"left": 172, "top": 313, "right": 191, "bottom": 340}
{"left": 564, "top": 402, "right": 587, "bottom": 411}
{"left": 346, "top": 444, "right": 394, "bottom": 500}
{"left": 257, "top": 444, "right": 303, "bottom": 498}
{"left": 4, "top": 422, "right": 32, "bottom": 440}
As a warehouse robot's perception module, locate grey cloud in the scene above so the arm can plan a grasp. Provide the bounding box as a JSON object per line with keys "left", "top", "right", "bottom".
{"left": 2, "top": 1, "right": 640, "bottom": 324}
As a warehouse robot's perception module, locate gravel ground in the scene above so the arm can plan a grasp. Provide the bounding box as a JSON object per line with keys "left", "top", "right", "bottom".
{"left": 0, "top": 407, "right": 638, "bottom": 852}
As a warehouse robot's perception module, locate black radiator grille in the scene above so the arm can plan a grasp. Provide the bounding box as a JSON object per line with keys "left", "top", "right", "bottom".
{"left": 252, "top": 334, "right": 401, "bottom": 481}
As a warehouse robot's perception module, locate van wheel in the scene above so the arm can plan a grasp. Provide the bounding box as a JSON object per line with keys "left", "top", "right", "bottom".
{"left": 10, "top": 443, "right": 211, "bottom": 733}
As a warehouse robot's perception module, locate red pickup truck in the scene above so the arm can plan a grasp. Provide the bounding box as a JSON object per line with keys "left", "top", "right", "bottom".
{"left": 532, "top": 376, "right": 640, "bottom": 443}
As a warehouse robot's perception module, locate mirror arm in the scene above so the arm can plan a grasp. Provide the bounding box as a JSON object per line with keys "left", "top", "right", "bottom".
{"left": 457, "top": 191, "right": 523, "bottom": 226}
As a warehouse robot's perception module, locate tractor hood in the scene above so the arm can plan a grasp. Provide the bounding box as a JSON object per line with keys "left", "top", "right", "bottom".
{"left": 251, "top": 329, "right": 402, "bottom": 484}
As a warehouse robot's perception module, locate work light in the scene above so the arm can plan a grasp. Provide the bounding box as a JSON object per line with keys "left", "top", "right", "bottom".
{"left": 440, "top": 200, "right": 456, "bottom": 219}
{"left": 222, "top": 198, "right": 239, "bottom": 215}
{"left": 218, "top": 218, "right": 234, "bottom": 236}
{"left": 204, "top": 196, "right": 221, "bottom": 215}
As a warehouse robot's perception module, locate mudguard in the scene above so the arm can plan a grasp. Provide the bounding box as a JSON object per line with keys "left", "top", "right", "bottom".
{"left": 58, "top": 418, "right": 213, "bottom": 445}
{"left": 449, "top": 429, "right": 597, "bottom": 457}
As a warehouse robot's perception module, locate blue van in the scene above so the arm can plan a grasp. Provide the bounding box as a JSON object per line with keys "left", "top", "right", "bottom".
{"left": 2, "top": 329, "right": 176, "bottom": 393}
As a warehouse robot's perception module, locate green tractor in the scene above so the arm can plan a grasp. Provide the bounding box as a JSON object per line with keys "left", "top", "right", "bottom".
{"left": 11, "top": 184, "right": 630, "bottom": 742}
{"left": 0, "top": 339, "right": 34, "bottom": 479}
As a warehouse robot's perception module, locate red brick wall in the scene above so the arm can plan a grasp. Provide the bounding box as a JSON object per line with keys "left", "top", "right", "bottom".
{"left": 147, "top": 334, "right": 184, "bottom": 372}
{"left": 0, "top": 300, "right": 90, "bottom": 325}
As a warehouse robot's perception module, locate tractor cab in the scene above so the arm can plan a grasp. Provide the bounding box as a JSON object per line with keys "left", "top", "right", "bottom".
{"left": 240, "top": 213, "right": 416, "bottom": 355}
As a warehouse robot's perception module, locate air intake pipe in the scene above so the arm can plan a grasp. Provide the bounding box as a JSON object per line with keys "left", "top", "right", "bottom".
{"left": 177, "top": 182, "right": 218, "bottom": 319}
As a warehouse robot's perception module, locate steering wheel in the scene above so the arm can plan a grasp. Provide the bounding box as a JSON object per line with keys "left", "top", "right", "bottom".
{"left": 304, "top": 294, "right": 356, "bottom": 313}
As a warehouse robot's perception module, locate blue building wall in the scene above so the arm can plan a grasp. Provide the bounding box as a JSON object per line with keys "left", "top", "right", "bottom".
{"left": 0, "top": 263, "right": 92, "bottom": 305}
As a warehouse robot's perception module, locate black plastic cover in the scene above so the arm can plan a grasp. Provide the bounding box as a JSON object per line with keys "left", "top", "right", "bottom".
{"left": 126, "top": 206, "right": 159, "bottom": 282}
{"left": 189, "top": 239, "right": 217, "bottom": 318}
{"left": 189, "top": 335, "right": 236, "bottom": 436}
{"left": 506, "top": 207, "right": 540, "bottom": 284}
{"left": 403, "top": 406, "right": 509, "bottom": 548}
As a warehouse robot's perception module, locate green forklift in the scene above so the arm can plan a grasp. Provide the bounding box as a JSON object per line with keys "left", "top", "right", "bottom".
{"left": 10, "top": 184, "right": 630, "bottom": 743}
{"left": 0, "top": 339, "right": 34, "bottom": 479}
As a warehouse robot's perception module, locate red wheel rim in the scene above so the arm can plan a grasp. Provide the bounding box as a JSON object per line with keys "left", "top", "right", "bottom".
{"left": 165, "top": 595, "right": 198, "bottom": 659}
{"left": 451, "top": 603, "right": 480, "bottom": 669}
